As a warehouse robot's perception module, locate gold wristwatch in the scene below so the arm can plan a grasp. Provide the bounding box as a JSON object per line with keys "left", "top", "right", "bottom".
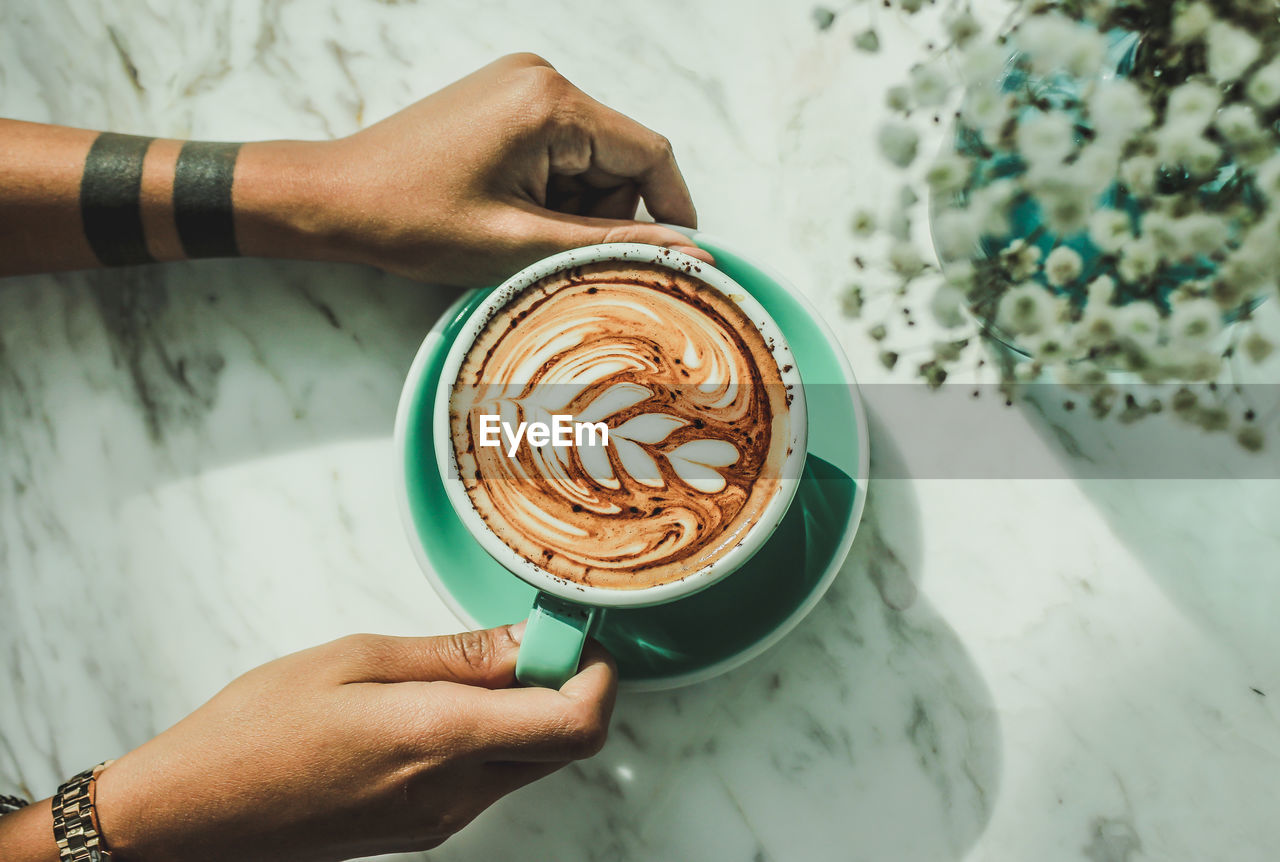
{"left": 51, "top": 763, "right": 114, "bottom": 862}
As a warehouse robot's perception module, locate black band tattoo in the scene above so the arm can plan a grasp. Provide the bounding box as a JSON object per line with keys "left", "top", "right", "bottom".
{"left": 80, "top": 132, "right": 156, "bottom": 266}
{"left": 173, "top": 141, "right": 242, "bottom": 259}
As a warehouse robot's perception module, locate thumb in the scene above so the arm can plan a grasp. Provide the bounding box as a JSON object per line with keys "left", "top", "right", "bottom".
{"left": 518, "top": 206, "right": 715, "bottom": 264}
{"left": 337, "top": 622, "right": 527, "bottom": 687}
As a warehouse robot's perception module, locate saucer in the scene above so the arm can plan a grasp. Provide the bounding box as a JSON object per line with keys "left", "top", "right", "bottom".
{"left": 395, "top": 231, "right": 869, "bottom": 690}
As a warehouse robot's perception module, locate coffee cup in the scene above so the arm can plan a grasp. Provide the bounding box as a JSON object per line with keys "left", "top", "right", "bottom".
{"left": 431, "top": 243, "right": 807, "bottom": 688}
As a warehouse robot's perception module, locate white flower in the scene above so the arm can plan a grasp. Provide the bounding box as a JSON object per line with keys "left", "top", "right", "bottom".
{"left": 1119, "top": 156, "right": 1159, "bottom": 198}
{"left": 932, "top": 208, "right": 981, "bottom": 259}
{"left": 1215, "top": 103, "right": 1260, "bottom": 144}
{"left": 1141, "top": 211, "right": 1182, "bottom": 259}
{"left": 1206, "top": 21, "right": 1261, "bottom": 83}
{"left": 1016, "top": 14, "right": 1105, "bottom": 77}
{"left": 850, "top": 208, "right": 877, "bottom": 237}
{"left": 1037, "top": 180, "right": 1091, "bottom": 236}
{"left": 1168, "top": 297, "right": 1223, "bottom": 345}
{"left": 1173, "top": 2, "right": 1213, "bottom": 43}
{"left": 1017, "top": 110, "right": 1076, "bottom": 168}
{"left": 1075, "top": 303, "right": 1121, "bottom": 349}
{"left": 1166, "top": 81, "right": 1221, "bottom": 131}
{"left": 1088, "top": 209, "right": 1131, "bottom": 253}
{"left": 929, "top": 282, "right": 967, "bottom": 328}
{"left": 910, "top": 64, "right": 951, "bottom": 107}
{"left": 1087, "top": 79, "right": 1153, "bottom": 143}
{"left": 1073, "top": 143, "right": 1123, "bottom": 197}
{"left": 1247, "top": 60, "right": 1280, "bottom": 108}
{"left": 1117, "top": 236, "right": 1159, "bottom": 283}
{"left": 926, "top": 154, "right": 971, "bottom": 194}
{"left": 1001, "top": 239, "right": 1042, "bottom": 280}
{"left": 997, "top": 282, "right": 1061, "bottom": 336}
{"left": 879, "top": 123, "right": 919, "bottom": 168}
{"left": 1044, "top": 246, "right": 1084, "bottom": 286}
{"left": 1177, "top": 213, "right": 1229, "bottom": 257}
{"left": 1158, "top": 124, "right": 1220, "bottom": 176}
{"left": 962, "top": 43, "right": 1011, "bottom": 83}
{"left": 886, "top": 85, "right": 912, "bottom": 113}
{"left": 889, "top": 240, "right": 926, "bottom": 278}
{"left": 1087, "top": 274, "right": 1116, "bottom": 307}
{"left": 1115, "top": 302, "right": 1161, "bottom": 351}
{"left": 947, "top": 12, "right": 981, "bottom": 48}
{"left": 968, "top": 178, "right": 1018, "bottom": 237}
{"left": 1254, "top": 155, "right": 1280, "bottom": 200}
{"left": 961, "top": 89, "right": 1011, "bottom": 139}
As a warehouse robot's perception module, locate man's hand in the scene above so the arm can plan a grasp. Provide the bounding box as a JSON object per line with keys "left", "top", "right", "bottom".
{"left": 268, "top": 52, "right": 711, "bottom": 284}
{"left": 84, "top": 625, "right": 616, "bottom": 862}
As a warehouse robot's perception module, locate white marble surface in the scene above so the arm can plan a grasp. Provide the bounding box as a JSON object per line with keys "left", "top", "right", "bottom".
{"left": 3, "top": 1, "right": 1280, "bottom": 860}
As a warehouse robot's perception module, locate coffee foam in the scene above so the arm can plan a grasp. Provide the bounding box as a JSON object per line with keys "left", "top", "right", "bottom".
{"left": 449, "top": 261, "right": 790, "bottom": 589}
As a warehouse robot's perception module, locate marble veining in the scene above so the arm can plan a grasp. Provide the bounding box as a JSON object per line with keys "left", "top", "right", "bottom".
{"left": 3, "top": 1, "right": 1280, "bottom": 861}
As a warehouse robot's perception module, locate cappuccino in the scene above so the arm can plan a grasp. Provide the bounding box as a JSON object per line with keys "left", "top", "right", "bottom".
{"left": 449, "top": 260, "right": 791, "bottom": 589}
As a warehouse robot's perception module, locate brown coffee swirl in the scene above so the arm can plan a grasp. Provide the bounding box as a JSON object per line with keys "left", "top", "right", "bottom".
{"left": 449, "top": 260, "right": 790, "bottom": 589}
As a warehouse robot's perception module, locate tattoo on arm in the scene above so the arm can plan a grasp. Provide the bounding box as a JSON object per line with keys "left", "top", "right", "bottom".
{"left": 78, "top": 134, "right": 243, "bottom": 266}
{"left": 173, "top": 141, "right": 242, "bottom": 259}
{"left": 80, "top": 132, "right": 156, "bottom": 266}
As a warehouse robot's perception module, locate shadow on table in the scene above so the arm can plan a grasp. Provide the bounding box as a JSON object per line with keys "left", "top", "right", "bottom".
{"left": 1020, "top": 389, "right": 1280, "bottom": 686}
{"left": 418, "top": 408, "right": 1003, "bottom": 862}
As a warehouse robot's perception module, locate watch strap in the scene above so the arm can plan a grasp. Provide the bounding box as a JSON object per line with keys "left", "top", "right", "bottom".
{"left": 52, "top": 763, "right": 114, "bottom": 861}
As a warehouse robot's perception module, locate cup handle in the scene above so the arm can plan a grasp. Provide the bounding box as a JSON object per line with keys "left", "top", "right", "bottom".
{"left": 515, "top": 593, "right": 597, "bottom": 689}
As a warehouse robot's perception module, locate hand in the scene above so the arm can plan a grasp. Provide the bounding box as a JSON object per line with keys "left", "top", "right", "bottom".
{"left": 91, "top": 625, "right": 617, "bottom": 862}
{"left": 260, "top": 52, "right": 712, "bottom": 285}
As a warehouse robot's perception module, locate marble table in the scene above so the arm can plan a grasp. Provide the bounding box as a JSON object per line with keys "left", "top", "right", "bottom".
{"left": 3, "top": 1, "right": 1279, "bottom": 860}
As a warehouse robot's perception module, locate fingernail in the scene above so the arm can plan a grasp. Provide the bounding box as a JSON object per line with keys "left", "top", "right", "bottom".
{"left": 668, "top": 244, "right": 716, "bottom": 265}
{"left": 509, "top": 620, "right": 527, "bottom": 644}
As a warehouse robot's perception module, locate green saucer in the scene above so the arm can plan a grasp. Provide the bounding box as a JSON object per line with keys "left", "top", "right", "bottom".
{"left": 396, "top": 233, "right": 869, "bottom": 689}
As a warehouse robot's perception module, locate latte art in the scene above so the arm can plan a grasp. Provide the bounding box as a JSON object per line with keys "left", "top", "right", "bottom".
{"left": 449, "top": 261, "right": 791, "bottom": 589}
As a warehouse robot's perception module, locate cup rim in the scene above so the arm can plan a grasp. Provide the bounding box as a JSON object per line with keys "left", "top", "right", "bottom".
{"left": 429, "top": 242, "right": 808, "bottom": 609}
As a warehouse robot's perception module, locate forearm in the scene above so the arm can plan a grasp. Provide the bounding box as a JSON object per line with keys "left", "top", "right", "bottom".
{"left": 0, "top": 799, "right": 59, "bottom": 862}
{"left": 0, "top": 119, "right": 334, "bottom": 278}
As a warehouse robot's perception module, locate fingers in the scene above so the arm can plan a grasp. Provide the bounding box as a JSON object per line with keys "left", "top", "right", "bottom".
{"left": 470, "top": 639, "right": 619, "bottom": 763}
{"left": 334, "top": 625, "right": 525, "bottom": 687}
{"left": 517, "top": 204, "right": 715, "bottom": 264}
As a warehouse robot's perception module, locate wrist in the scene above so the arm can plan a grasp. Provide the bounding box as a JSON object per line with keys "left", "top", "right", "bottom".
{"left": 233, "top": 139, "right": 348, "bottom": 264}
{"left": 0, "top": 799, "right": 59, "bottom": 862}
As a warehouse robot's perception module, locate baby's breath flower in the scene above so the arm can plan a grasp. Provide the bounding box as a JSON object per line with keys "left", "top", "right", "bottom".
{"left": 878, "top": 123, "right": 919, "bottom": 168}
{"left": 1087, "top": 274, "right": 1116, "bottom": 307}
{"left": 910, "top": 64, "right": 951, "bottom": 107}
{"left": 840, "top": 284, "right": 864, "bottom": 317}
{"left": 1115, "top": 302, "right": 1161, "bottom": 351}
{"left": 1088, "top": 209, "right": 1131, "bottom": 253}
{"left": 960, "top": 89, "right": 1011, "bottom": 139}
{"left": 1254, "top": 156, "right": 1280, "bottom": 200}
{"left": 932, "top": 208, "right": 981, "bottom": 259}
{"left": 1214, "top": 103, "right": 1260, "bottom": 145}
{"left": 1000, "top": 239, "right": 1042, "bottom": 280}
{"left": 997, "top": 282, "right": 1060, "bottom": 336}
{"left": 850, "top": 208, "right": 877, "bottom": 236}
{"left": 854, "top": 28, "right": 880, "bottom": 53}
{"left": 889, "top": 240, "right": 926, "bottom": 278}
{"left": 1016, "top": 110, "right": 1076, "bottom": 168}
{"left": 1177, "top": 213, "right": 1229, "bottom": 257}
{"left": 1172, "top": 2, "right": 1213, "bottom": 43}
{"left": 1119, "top": 155, "right": 1159, "bottom": 198}
{"left": 1166, "top": 81, "right": 1221, "bottom": 131}
{"left": 1039, "top": 182, "right": 1091, "bottom": 236}
{"left": 1168, "top": 296, "right": 1223, "bottom": 346}
{"left": 1206, "top": 21, "right": 1261, "bottom": 83}
{"left": 1117, "top": 235, "right": 1159, "bottom": 283}
{"left": 947, "top": 11, "right": 981, "bottom": 48}
{"left": 1247, "top": 60, "right": 1280, "bottom": 108}
{"left": 930, "top": 282, "right": 967, "bottom": 328}
{"left": 1016, "top": 14, "right": 1104, "bottom": 78}
{"left": 1087, "top": 79, "right": 1153, "bottom": 143}
{"left": 1044, "top": 245, "right": 1084, "bottom": 286}
{"left": 886, "top": 85, "right": 912, "bottom": 113}
{"left": 926, "top": 153, "right": 971, "bottom": 193}
{"left": 962, "top": 42, "right": 1011, "bottom": 82}
{"left": 1243, "top": 330, "right": 1275, "bottom": 364}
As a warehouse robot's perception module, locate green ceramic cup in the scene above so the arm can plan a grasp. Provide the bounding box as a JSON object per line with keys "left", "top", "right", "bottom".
{"left": 425, "top": 243, "right": 808, "bottom": 689}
